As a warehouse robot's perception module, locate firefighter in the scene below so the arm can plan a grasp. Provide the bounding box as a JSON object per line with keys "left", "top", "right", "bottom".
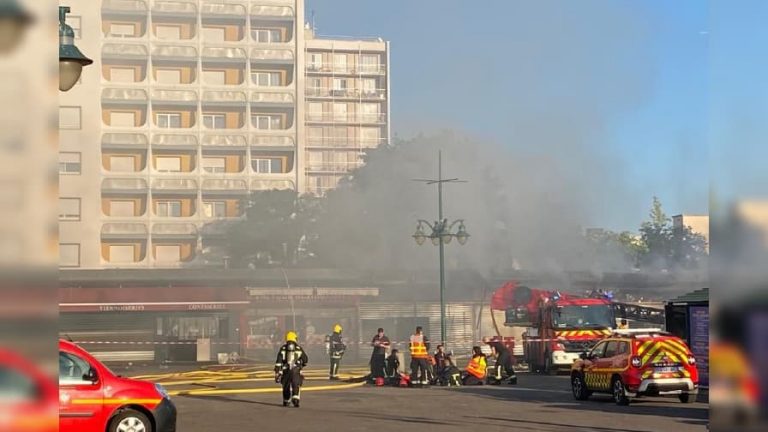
{"left": 327, "top": 324, "right": 345, "bottom": 380}
{"left": 618, "top": 319, "right": 629, "bottom": 329}
{"left": 274, "top": 331, "right": 308, "bottom": 407}
{"left": 385, "top": 348, "right": 400, "bottom": 384}
{"left": 487, "top": 340, "right": 517, "bottom": 385}
{"left": 370, "top": 327, "right": 390, "bottom": 382}
{"left": 462, "top": 346, "right": 487, "bottom": 385}
{"left": 409, "top": 326, "right": 430, "bottom": 386}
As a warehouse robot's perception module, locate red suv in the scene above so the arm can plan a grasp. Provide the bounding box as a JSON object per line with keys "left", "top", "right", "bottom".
{"left": 570, "top": 329, "right": 699, "bottom": 405}
{"left": 59, "top": 339, "right": 176, "bottom": 432}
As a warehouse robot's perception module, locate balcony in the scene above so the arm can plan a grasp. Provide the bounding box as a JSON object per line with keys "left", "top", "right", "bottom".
{"left": 250, "top": 5, "right": 295, "bottom": 19}
{"left": 151, "top": 134, "right": 198, "bottom": 150}
{"left": 102, "top": 0, "right": 148, "bottom": 16}
{"left": 101, "top": 223, "right": 149, "bottom": 239}
{"left": 250, "top": 135, "right": 294, "bottom": 150}
{"left": 151, "top": 178, "right": 198, "bottom": 192}
{"left": 202, "top": 134, "right": 247, "bottom": 149}
{"left": 202, "top": 91, "right": 247, "bottom": 106}
{"left": 151, "top": 1, "right": 197, "bottom": 18}
{"left": 202, "top": 2, "right": 246, "bottom": 19}
{"left": 102, "top": 88, "right": 148, "bottom": 105}
{"left": 202, "top": 47, "right": 247, "bottom": 63}
{"left": 306, "top": 112, "right": 387, "bottom": 124}
{"left": 151, "top": 45, "right": 198, "bottom": 60}
{"left": 306, "top": 161, "right": 361, "bottom": 174}
{"left": 201, "top": 179, "right": 248, "bottom": 194}
{"left": 250, "top": 179, "right": 295, "bottom": 191}
{"left": 102, "top": 178, "right": 149, "bottom": 193}
{"left": 249, "top": 48, "right": 293, "bottom": 64}
{"left": 103, "top": 43, "right": 149, "bottom": 60}
{"left": 102, "top": 133, "right": 149, "bottom": 150}
{"left": 306, "top": 64, "right": 385, "bottom": 76}
{"left": 150, "top": 89, "right": 198, "bottom": 106}
{"left": 249, "top": 91, "right": 294, "bottom": 107}
{"left": 151, "top": 223, "right": 198, "bottom": 239}
{"left": 305, "top": 87, "right": 386, "bottom": 100}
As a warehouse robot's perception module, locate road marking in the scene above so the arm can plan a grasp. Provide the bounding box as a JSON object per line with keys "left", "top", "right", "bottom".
{"left": 169, "top": 381, "right": 365, "bottom": 397}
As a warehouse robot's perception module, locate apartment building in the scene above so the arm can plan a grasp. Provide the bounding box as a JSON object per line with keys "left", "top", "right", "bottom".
{"left": 59, "top": 0, "right": 389, "bottom": 268}
{"left": 304, "top": 28, "right": 390, "bottom": 195}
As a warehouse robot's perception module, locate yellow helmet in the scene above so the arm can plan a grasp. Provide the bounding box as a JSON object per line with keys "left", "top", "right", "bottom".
{"left": 333, "top": 324, "right": 342, "bottom": 333}
{"left": 285, "top": 331, "right": 298, "bottom": 343}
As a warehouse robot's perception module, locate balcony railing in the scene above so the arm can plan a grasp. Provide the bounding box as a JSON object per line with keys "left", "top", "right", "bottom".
{"left": 250, "top": 179, "right": 295, "bottom": 191}
{"left": 202, "top": 3, "right": 246, "bottom": 18}
{"left": 150, "top": 89, "right": 198, "bottom": 104}
{"left": 151, "top": 1, "right": 197, "bottom": 17}
{"left": 306, "top": 64, "right": 385, "bottom": 75}
{"left": 102, "top": 178, "right": 149, "bottom": 192}
{"left": 102, "top": 0, "right": 148, "bottom": 15}
{"left": 250, "top": 135, "right": 295, "bottom": 149}
{"left": 101, "top": 223, "right": 148, "bottom": 238}
{"left": 102, "top": 133, "right": 150, "bottom": 149}
{"left": 305, "top": 112, "right": 386, "bottom": 124}
{"left": 250, "top": 5, "right": 295, "bottom": 18}
{"left": 249, "top": 91, "right": 294, "bottom": 105}
{"left": 201, "top": 179, "right": 248, "bottom": 192}
{"left": 305, "top": 162, "right": 361, "bottom": 173}
{"left": 305, "top": 87, "right": 385, "bottom": 99}
{"left": 249, "top": 48, "right": 293, "bottom": 62}
{"left": 202, "top": 90, "right": 247, "bottom": 105}
{"left": 151, "top": 178, "right": 198, "bottom": 191}
{"left": 102, "top": 88, "right": 148, "bottom": 104}
{"left": 305, "top": 137, "right": 386, "bottom": 148}
{"left": 202, "top": 47, "right": 247, "bottom": 62}
{"left": 202, "top": 134, "right": 248, "bottom": 148}
{"left": 151, "top": 45, "right": 198, "bottom": 59}
{"left": 152, "top": 223, "right": 198, "bottom": 238}
{"left": 103, "top": 43, "right": 149, "bottom": 60}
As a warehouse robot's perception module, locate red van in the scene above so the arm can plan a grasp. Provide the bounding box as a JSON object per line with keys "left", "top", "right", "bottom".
{"left": 59, "top": 339, "right": 176, "bottom": 432}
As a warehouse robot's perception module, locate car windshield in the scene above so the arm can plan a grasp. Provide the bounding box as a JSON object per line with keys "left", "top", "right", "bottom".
{"left": 553, "top": 305, "right": 614, "bottom": 329}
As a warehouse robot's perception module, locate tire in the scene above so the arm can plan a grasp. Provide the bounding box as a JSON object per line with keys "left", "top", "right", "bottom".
{"left": 678, "top": 393, "right": 695, "bottom": 404}
{"left": 611, "top": 377, "right": 630, "bottom": 406}
{"left": 109, "top": 409, "right": 153, "bottom": 432}
{"left": 571, "top": 373, "right": 590, "bottom": 401}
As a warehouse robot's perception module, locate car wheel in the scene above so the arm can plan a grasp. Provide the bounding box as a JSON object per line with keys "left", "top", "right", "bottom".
{"left": 571, "top": 373, "right": 590, "bottom": 400}
{"left": 611, "top": 377, "right": 630, "bottom": 406}
{"left": 109, "top": 409, "right": 153, "bottom": 432}
{"left": 678, "top": 393, "right": 695, "bottom": 404}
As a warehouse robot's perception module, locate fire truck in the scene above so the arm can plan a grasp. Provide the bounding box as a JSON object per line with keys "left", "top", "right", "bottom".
{"left": 488, "top": 281, "right": 664, "bottom": 374}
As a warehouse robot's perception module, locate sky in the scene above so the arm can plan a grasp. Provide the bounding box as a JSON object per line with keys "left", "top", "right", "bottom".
{"left": 305, "top": 0, "right": 714, "bottom": 231}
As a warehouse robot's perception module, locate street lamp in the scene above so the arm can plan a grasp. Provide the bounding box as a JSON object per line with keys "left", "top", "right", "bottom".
{"left": 0, "top": 0, "right": 33, "bottom": 54}
{"left": 59, "top": 6, "right": 92, "bottom": 91}
{"left": 412, "top": 151, "right": 469, "bottom": 345}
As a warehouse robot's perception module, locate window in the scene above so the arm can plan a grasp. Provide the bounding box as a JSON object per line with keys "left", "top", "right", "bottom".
{"left": 617, "top": 341, "right": 630, "bottom": 355}
{"left": 203, "top": 201, "right": 226, "bottom": 218}
{"left": 360, "top": 127, "right": 380, "bottom": 145}
{"left": 333, "top": 54, "right": 347, "bottom": 71}
{"left": 202, "top": 70, "right": 226, "bottom": 85}
{"left": 202, "top": 157, "right": 226, "bottom": 173}
{"left": 252, "top": 158, "right": 282, "bottom": 173}
{"left": 1, "top": 365, "right": 39, "bottom": 400}
{"left": 202, "top": 113, "right": 226, "bottom": 129}
{"left": 202, "top": 26, "right": 226, "bottom": 42}
{"left": 109, "top": 200, "right": 136, "bottom": 217}
{"left": 155, "top": 245, "right": 181, "bottom": 262}
{"left": 333, "top": 103, "right": 347, "bottom": 121}
{"left": 59, "top": 152, "right": 81, "bottom": 174}
{"left": 156, "top": 69, "right": 182, "bottom": 84}
{"left": 155, "top": 25, "right": 181, "bottom": 40}
{"left": 69, "top": 16, "right": 82, "bottom": 39}
{"left": 59, "top": 198, "right": 81, "bottom": 221}
{"left": 109, "top": 23, "right": 136, "bottom": 38}
{"left": 603, "top": 341, "right": 620, "bottom": 358}
{"left": 332, "top": 78, "right": 347, "bottom": 95}
{"left": 360, "top": 54, "right": 379, "bottom": 72}
{"left": 109, "top": 155, "right": 136, "bottom": 172}
{"left": 361, "top": 103, "right": 380, "bottom": 122}
{"left": 361, "top": 78, "right": 377, "bottom": 94}
{"left": 308, "top": 102, "right": 322, "bottom": 121}
{"left": 59, "top": 106, "right": 81, "bottom": 129}
{"left": 252, "top": 71, "right": 281, "bottom": 87}
{"left": 308, "top": 53, "right": 323, "bottom": 70}
{"left": 155, "top": 156, "right": 181, "bottom": 172}
{"left": 110, "top": 67, "right": 135, "bottom": 83}
{"left": 110, "top": 111, "right": 136, "bottom": 127}
{"left": 59, "top": 244, "right": 80, "bottom": 267}
{"left": 155, "top": 201, "right": 182, "bottom": 217}
{"left": 252, "top": 114, "right": 281, "bottom": 130}
{"left": 59, "top": 352, "right": 92, "bottom": 385}
{"left": 253, "top": 29, "right": 281, "bottom": 43}
{"left": 589, "top": 341, "right": 607, "bottom": 359}
{"left": 155, "top": 112, "right": 181, "bottom": 128}
{"left": 109, "top": 245, "right": 136, "bottom": 263}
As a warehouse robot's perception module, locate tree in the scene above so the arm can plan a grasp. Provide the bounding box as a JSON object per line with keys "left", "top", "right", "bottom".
{"left": 638, "top": 197, "right": 708, "bottom": 269}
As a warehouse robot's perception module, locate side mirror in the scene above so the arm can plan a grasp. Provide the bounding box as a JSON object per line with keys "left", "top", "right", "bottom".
{"left": 579, "top": 352, "right": 589, "bottom": 360}
{"left": 82, "top": 367, "right": 98, "bottom": 383}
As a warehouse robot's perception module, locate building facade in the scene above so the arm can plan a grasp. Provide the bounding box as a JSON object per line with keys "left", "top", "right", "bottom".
{"left": 59, "top": 0, "right": 389, "bottom": 269}
{"left": 672, "top": 214, "right": 710, "bottom": 250}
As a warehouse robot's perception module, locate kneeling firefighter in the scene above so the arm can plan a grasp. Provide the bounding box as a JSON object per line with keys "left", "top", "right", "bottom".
{"left": 275, "top": 331, "right": 309, "bottom": 407}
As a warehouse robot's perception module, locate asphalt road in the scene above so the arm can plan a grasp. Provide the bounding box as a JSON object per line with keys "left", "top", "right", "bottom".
{"left": 170, "top": 373, "right": 708, "bottom": 432}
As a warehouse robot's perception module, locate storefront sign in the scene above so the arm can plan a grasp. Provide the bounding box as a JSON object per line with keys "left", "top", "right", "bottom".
{"left": 61, "top": 301, "right": 249, "bottom": 313}
{"left": 688, "top": 306, "right": 709, "bottom": 386}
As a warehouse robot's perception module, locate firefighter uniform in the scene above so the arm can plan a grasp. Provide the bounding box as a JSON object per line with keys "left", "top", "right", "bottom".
{"left": 327, "top": 324, "right": 345, "bottom": 380}
{"left": 409, "top": 330, "right": 430, "bottom": 385}
{"left": 463, "top": 351, "right": 487, "bottom": 385}
{"left": 488, "top": 341, "right": 517, "bottom": 385}
{"left": 274, "top": 331, "right": 308, "bottom": 407}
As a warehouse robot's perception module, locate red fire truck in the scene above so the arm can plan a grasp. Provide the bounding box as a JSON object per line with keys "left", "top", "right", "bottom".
{"left": 489, "top": 282, "right": 614, "bottom": 374}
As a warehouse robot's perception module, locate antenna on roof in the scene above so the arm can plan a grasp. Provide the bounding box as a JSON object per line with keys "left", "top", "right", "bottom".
{"left": 311, "top": 9, "right": 316, "bottom": 33}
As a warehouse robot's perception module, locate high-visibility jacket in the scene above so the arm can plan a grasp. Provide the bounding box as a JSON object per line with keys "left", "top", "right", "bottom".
{"left": 409, "top": 334, "right": 429, "bottom": 359}
{"left": 466, "top": 355, "right": 487, "bottom": 379}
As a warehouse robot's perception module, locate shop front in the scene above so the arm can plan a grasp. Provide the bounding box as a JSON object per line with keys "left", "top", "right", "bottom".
{"left": 60, "top": 286, "right": 248, "bottom": 364}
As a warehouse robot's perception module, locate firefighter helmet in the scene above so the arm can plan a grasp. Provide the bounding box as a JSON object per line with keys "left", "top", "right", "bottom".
{"left": 333, "top": 324, "right": 342, "bottom": 333}
{"left": 285, "top": 331, "right": 298, "bottom": 343}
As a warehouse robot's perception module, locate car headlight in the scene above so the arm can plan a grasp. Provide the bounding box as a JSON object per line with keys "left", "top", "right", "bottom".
{"left": 155, "top": 383, "right": 170, "bottom": 399}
